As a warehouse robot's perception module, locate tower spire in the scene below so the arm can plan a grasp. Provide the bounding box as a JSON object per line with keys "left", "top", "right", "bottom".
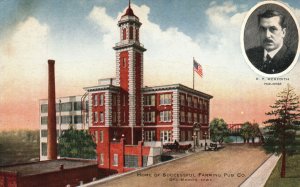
{"left": 129, "top": 0, "right": 131, "bottom": 8}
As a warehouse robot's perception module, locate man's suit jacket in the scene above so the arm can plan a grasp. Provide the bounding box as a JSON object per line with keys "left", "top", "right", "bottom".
{"left": 246, "top": 45, "right": 295, "bottom": 74}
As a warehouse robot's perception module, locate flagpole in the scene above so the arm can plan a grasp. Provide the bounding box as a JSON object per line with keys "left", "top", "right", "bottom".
{"left": 193, "top": 57, "right": 195, "bottom": 90}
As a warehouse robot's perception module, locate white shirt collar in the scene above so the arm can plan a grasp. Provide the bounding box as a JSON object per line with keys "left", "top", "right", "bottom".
{"left": 264, "top": 43, "right": 283, "bottom": 60}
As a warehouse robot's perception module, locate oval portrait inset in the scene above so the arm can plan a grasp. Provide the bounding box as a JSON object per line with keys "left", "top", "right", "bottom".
{"left": 241, "top": 1, "right": 299, "bottom": 77}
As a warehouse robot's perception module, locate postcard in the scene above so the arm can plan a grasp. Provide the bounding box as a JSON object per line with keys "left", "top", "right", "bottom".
{"left": 0, "top": 0, "right": 299, "bottom": 187}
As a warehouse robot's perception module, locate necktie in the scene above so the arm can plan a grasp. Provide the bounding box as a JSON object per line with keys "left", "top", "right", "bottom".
{"left": 265, "top": 54, "right": 272, "bottom": 63}
{"left": 260, "top": 54, "right": 272, "bottom": 72}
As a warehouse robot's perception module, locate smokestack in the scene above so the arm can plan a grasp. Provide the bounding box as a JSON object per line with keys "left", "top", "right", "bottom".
{"left": 47, "top": 59, "right": 57, "bottom": 160}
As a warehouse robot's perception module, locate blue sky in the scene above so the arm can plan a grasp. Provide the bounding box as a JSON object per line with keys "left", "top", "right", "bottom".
{"left": 0, "top": 0, "right": 300, "bottom": 130}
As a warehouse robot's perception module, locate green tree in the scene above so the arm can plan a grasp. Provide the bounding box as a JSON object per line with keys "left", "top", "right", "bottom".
{"left": 263, "top": 84, "right": 300, "bottom": 178}
{"left": 209, "top": 118, "right": 229, "bottom": 144}
{"left": 240, "top": 122, "right": 252, "bottom": 143}
{"left": 250, "top": 123, "right": 261, "bottom": 143}
{"left": 58, "top": 126, "right": 96, "bottom": 159}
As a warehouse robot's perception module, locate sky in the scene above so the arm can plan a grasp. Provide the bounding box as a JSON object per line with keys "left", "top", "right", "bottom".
{"left": 0, "top": 0, "right": 300, "bottom": 130}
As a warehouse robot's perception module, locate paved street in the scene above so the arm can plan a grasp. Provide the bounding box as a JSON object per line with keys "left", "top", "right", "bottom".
{"left": 88, "top": 144, "right": 270, "bottom": 187}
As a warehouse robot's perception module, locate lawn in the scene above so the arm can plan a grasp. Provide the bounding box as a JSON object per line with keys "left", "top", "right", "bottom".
{"left": 264, "top": 129, "right": 300, "bottom": 187}
{"left": 265, "top": 154, "right": 300, "bottom": 187}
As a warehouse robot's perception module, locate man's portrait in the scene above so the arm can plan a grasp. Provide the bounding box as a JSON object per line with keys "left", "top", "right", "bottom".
{"left": 243, "top": 2, "right": 299, "bottom": 76}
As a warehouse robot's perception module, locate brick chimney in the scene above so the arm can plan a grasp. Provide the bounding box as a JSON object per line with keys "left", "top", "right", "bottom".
{"left": 47, "top": 59, "right": 57, "bottom": 160}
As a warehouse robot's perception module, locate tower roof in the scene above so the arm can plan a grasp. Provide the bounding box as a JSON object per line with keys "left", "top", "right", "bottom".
{"left": 122, "top": 0, "right": 138, "bottom": 18}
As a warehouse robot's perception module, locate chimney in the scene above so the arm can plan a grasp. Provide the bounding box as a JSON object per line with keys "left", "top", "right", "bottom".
{"left": 47, "top": 59, "right": 57, "bottom": 160}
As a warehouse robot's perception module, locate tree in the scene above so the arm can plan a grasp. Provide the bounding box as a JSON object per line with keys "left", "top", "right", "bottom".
{"left": 263, "top": 84, "right": 300, "bottom": 178}
{"left": 250, "top": 123, "right": 262, "bottom": 143}
{"left": 240, "top": 122, "right": 252, "bottom": 143}
{"left": 209, "top": 118, "right": 229, "bottom": 144}
{"left": 240, "top": 122, "right": 262, "bottom": 143}
{"left": 58, "top": 126, "right": 96, "bottom": 159}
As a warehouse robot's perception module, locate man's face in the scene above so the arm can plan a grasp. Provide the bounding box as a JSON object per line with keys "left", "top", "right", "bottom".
{"left": 259, "top": 16, "right": 286, "bottom": 52}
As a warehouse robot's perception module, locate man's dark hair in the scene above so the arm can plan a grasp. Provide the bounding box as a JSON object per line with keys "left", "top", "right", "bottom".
{"left": 258, "top": 10, "right": 286, "bottom": 28}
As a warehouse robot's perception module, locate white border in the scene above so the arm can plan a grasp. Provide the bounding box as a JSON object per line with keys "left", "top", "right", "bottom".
{"left": 240, "top": 0, "right": 300, "bottom": 77}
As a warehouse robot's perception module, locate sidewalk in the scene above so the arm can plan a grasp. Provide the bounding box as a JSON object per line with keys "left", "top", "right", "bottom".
{"left": 240, "top": 154, "right": 281, "bottom": 187}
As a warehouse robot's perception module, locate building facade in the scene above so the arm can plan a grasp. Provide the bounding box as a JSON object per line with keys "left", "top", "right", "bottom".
{"left": 83, "top": 3, "right": 213, "bottom": 172}
{"left": 39, "top": 95, "right": 89, "bottom": 160}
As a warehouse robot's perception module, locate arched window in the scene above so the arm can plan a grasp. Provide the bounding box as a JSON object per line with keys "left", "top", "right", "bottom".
{"left": 122, "top": 28, "right": 126, "bottom": 40}
{"left": 129, "top": 26, "right": 133, "bottom": 40}
{"left": 122, "top": 58, "right": 127, "bottom": 67}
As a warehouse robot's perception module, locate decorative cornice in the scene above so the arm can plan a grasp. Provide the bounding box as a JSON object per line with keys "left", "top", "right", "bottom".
{"left": 143, "top": 84, "right": 213, "bottom": 99}
{"left": 113, "top": 41, "right": 146, "bottom": 52}
{"left": 83, "top": 85, "right": 120, "bottom": 92}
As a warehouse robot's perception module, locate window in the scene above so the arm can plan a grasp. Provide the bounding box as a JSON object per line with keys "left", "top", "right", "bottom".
{"left": 200, "top": 114, "right": 203, "bottom": 123}
{"left": 95, "top": 131, "right": 98, "bottom": 143}
{"left": 41, "top": 143, "right": 47, "bottom": 156}
{"left": 203, "top": 101, "right": 207, "bottom": 111}
{"left": 188, "top": 131, "right": 192, "bottom": 141}
{"left": 122, "top": 28, "right": 126, "bottom": 40}
{"left": 41, "top": 104, "right": 48, "bottom": 113}
{"left": 112, "top": 112, "right": 117, "bottom": 123}
{"left": 41, "top": 116, "right": 48, "bottom": 125}
{"left": 144, "top": 95, "right": 155, "bottom": 106}
{"left": 160, "top": 131, "right": 171, "bottom": 142}
{"left": 145, "top": 130, "right": 155, "bottom": 141}
{"left": 187, "top": 97, "right": 192, "bottom": 107}
{"left": 123, "top": 95, "right": 126, "bottom": 106}
{"left": 123, "top": 111, "right": 126, "bottom": 122}
{"left": 181, "top": 131, "right": 185, "bottom": 141}
{"left": 100, "top": 94, "right": 104, "bottom": 106}
{"left": 199, "top": 100, "right": 203, "bottom": 109}
{"left": 143, "top": 156, "right": 147, "bottom": 167}
{"left": 112, "top": 95, "right": 117, "bottom": 106}
{"left": 193, "top": 98, "right": 198, "bottom": 108}
{"left": 180, "top": 111, "right": 185, "bottom": 122}
{"left": 144, "top": 111, "right": 155, "bottom": 123}
{"left": 122, "top": 58, "right": 127, "bottom": 68}
{"left": 94, "top": 112, "right": 98, "bottom": 123}
{"left": 100, "top": 153, "right": 104, "bottom": 165}
{"left": 74, "top": 115, "right": 82, "bottom": 124}
{"left": 113, "top": 154, "right": 118, "bottom": 166}
{"left": 61, "top": 102, "right": 72, "bottom": 111}
{"left": 94, "top": 95, "right": 98, "bottom": 106}
{"left": 129, "top": 26, "right": 133, "bottom": 40}
{"left": 100, "top": 131, "right": 103, "bottom": 143}
{"left": 41, "top": 130, "right": 47, "bottom": 137}
{"left": 160, "top": 94, "right": 171, "bottom": 105}
{"left": 73, "top": 102, "right": 82, "bottom": 111}
{"left": 100, "top": 112, "right": 104, "bottom": 123}
{"left": 125, "top": 155, "right": 138, "bottom": 168}
{"left": 187, "top": 112, "right": 192, "bottom": 123}
{"left": 61, "top": 115, "right": 72, "bottom": 124}
{"left": 180, "top": 95, "right": 185, "bottom": 106}
{"left": 160, "top": 111, "right": 171, "bottom": 122}
{"left": 205, "top": 115, "right": 208, "bottom": 123}
{"left": 193, "top": 113, "right": 198, "bottom": 123}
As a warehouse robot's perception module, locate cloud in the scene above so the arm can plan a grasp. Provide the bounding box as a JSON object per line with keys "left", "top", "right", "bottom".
{"left": 88, "top": 4, "right": 203, "bottom": 87}
{"left": 0, "top": 17, "right": 49, "bottom": 130}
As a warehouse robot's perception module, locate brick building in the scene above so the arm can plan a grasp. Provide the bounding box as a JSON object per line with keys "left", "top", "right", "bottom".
{"left": 0, "top": 159, "right": 98, "bottom": 187}
{"left": 83, "top": 3, "right": 213, "bottom": 173}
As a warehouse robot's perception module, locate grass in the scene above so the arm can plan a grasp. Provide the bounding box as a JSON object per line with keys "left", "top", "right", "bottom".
{"left": 0, "top": 130, "right": 40, "bottom": 166}
{"left": 265, "top": 154, "right": 300, "bottom": 187}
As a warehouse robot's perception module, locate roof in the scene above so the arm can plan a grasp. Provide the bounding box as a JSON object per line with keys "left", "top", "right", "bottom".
{"left": 0, "top": 159, "right": 97, "bottom": 176}
{"left": 121, "top": 1, "right": 138, "bottom": 18}
{"left": 83, "top": 84, "right": 120, "bottom": 92}
{"left": 143, "top": 84, "right": 213, "bottom": 99}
